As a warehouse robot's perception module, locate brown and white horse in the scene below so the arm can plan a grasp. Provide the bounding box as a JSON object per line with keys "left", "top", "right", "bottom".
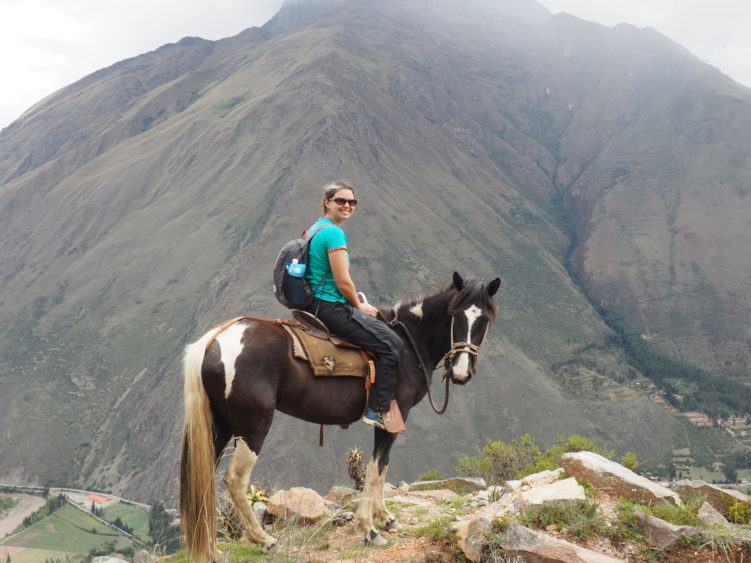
{"left": 180, "top": 272, "right": 500, "bottom": 561}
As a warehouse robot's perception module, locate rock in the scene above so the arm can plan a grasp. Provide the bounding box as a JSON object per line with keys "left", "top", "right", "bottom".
{"left": 252, "top": 501, "right": 268, "bottom": 524}
{"left": 383, "top": 482, "right": 397, "bottom": 496}
{"left": 398, "top": 481, "right": 410, "bottom": 492}
{"left": 561, "top": 451, "right": 682, "bottom": 505}
{"left": 331, "top": 510, "right": 354, "bottom": 526}
{"left": 324, "top": 485, "right": 357, "bottom": 506}
{"left": 408, "top": 489, "right": 459, "bottom": 501}
{"left": 489, "top": 523, "right": 625, "bottom": 563}
{"left": 521, "top": 468, "right": 565, "bottom": 488}
{"left": 520, "top": 477, "right": 586, "bottom": 506}
{"left": 455, "top": 512, "right": 494, "bottom": 562}
{"left": 672, "top": 480, "right": 748, "bottom": 516}
{"left": 698, "top": 501, "right": 731, "bottom": 527}
{"left": 133, "top": 550, "right": 151, "bottom": 563}
{"left": 455, "top": 496, "right": 522, "bottom": 561}
{"left": 408, "top": 477, "right": 486, "bottom": 494}
{"left": 92, "top": 558, "right": 129, "bottom": 563}
{"left": 506, "top": 479, "right": 523, "bottom": 493}
{"left": 634, "top": 511, "right": 701, "bottom": 550}
{"left": 267, "top": 487, "right": 325, "bottom": 523}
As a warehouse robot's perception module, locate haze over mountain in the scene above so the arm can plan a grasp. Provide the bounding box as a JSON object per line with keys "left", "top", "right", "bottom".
{"left": 1, "top": 0, "right": 749, "bottom": 502}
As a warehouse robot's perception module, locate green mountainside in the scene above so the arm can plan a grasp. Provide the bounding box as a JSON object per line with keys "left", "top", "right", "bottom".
{"left": 0, "top": 0, "right": 749, "bottom": 502}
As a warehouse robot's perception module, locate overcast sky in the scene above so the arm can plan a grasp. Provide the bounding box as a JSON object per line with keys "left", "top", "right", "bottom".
{"left": 1, "top": 0, "right": 750, "bottom": 130}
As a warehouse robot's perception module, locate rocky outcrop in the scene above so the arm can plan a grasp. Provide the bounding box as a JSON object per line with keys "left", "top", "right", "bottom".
{"left": 561, "top": 452, "right": 682, "bottom": 505}
{"left": 492, "top": 523, "right": 624, "bottom": 562}
{"left": 672, "top": 480, "right": 748, "bottom": 516}
{"left": 267, "top": 487, "right": 325, "bottom": 523}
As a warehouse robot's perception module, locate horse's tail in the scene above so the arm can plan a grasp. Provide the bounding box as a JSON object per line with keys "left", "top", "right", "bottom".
{"left": 179, "top": 333, "right": 216, "bottom": 561}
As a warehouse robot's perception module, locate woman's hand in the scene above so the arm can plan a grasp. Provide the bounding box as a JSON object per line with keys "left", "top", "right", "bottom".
{"left": 359, "top": 303, "right": 379, "bottom": 318}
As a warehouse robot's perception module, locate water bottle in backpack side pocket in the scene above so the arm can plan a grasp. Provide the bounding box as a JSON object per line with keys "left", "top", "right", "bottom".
{"left": 282, "top": 259, "right": 309, "bottom": 307}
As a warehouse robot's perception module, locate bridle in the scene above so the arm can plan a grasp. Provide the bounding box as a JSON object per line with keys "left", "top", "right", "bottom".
{"left": 440, "top": 315, "right": 490, "bottom": 372}
{"left": 389, "top": 308, "right": 490, "bottom": 415}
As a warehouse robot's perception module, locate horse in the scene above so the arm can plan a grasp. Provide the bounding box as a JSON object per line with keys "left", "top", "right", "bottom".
{"left": 179, "top": 271, "right": 500, "bottom": 561}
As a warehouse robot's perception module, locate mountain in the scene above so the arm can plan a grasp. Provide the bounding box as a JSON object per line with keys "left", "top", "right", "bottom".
{"left": 1, "top": 0, "right": 749, "bottom": 502}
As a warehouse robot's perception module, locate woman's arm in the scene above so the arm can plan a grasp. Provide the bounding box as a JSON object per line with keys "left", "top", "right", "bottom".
{"left": 329, "top": 249, "right": 378, "bottom": 317}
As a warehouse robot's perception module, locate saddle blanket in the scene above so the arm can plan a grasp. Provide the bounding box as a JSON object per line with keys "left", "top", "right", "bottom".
{"left": 283, "top": 324, "right": 375, "bottom": 380}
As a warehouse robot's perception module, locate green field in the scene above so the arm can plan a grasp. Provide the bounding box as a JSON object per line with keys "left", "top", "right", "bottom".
{"left": 102, "top": 501, "right": 151, "bottom": 541}
{"left": 2, "top": 504, "right": 132, "bottom": 555}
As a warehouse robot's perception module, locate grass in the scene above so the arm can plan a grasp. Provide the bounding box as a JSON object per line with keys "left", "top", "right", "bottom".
{"left": 101, "top": 501, "right": 151, "bottom": 541}
{"left": 2, "top": 504, "right": 132, "bottom": 554}
{"left": 410, "top": 515, "right": 457, "bottom": 542}
{"left": 518, "top": 500, "right": 608, "bottom": 541}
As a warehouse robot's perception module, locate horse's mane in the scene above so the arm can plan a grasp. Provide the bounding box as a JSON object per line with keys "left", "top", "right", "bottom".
{"left": 383, "top": 278, "right": 497, "bottom": 321}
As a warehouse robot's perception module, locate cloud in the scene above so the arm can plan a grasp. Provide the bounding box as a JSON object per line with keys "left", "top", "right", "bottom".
{"left": 539, "top": 0, "right": 751, "bottom": 88}
{"left": 0, "top": 0, "right": 284, "bottom": 129}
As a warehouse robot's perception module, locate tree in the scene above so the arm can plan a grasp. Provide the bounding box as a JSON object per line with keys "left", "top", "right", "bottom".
{"left": 149, "top": 502, "right": 180, "bottom": 553}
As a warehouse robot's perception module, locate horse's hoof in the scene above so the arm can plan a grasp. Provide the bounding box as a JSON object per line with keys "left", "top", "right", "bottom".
{"left": 383, "top": 517, "right": 404, "bottom": 530}
{"left": 262, "top": 538, "right": 277, "bottom": 553}
{"left": 364, "top": 529, "right": 388, "bottom": 547}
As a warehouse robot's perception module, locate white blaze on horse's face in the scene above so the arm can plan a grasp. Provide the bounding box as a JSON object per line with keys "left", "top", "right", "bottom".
{"left": 451, "top": 304, "right": 483, "bottom": 382}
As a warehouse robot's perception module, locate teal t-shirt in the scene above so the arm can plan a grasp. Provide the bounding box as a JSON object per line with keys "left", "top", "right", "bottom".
{"left": 305, "top": 217, "right": 349, "bottom": 303}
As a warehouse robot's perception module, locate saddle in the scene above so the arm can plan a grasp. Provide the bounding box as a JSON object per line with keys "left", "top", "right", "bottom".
{"left": 283, "top": 310, "right": 376, "bottom": 382}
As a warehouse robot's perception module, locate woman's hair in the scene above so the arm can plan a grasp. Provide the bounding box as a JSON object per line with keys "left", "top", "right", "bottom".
{"left": 322, "top": 180, "right": 355, "bottom": 213}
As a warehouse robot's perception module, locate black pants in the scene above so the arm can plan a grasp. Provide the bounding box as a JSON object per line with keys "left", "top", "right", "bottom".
{"left": 307, "top": 299, "right": 404, "bottom": 412}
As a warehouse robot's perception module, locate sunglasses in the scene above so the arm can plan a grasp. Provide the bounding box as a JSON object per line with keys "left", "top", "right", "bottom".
{"left": 330, "top": 197, "right": 358, "bottom": 207}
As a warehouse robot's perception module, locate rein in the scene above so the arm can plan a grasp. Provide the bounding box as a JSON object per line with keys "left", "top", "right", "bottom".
{"left": 389, "top": 319, "right": 450, "bottom": 415}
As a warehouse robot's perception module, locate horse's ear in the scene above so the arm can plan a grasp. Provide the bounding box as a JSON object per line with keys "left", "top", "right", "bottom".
{"left": 452, "top": 271, "right": 464, "bottom": 291}
{"left": 487, "top": 277, "right": 501, "bottom": 296}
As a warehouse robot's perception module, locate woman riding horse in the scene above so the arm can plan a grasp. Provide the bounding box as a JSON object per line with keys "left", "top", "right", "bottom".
{"left": 302, "top": 180, "right": 404, "bottom": 430}
{"left": 179, "top": 183, "right": 501, "bottom": 561}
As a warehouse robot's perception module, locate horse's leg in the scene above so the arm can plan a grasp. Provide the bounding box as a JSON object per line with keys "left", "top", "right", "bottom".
{"left": 223, "top": 436, "right": 277, "bottom": 553}
{"left": 357, "top": 429, "right": 398, "bottom": 545}
{"left": 370, "top": 430, "right": 402, "bottom": 531}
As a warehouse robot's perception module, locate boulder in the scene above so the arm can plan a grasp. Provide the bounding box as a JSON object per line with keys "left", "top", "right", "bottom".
{"left": 672, "top": 480, "right": 748, "bottom": 516}
{"left": 634, "top": 511, "right": 701, "bottom": 550}
{"left": 267, "top": 487, "right": 325, "bottom": 522}
{"left": 520, "top": 477, "right": 586, "bottom": 506}
{"left": 698, "top": 501, "right": 731, "bottom": 527}
{"left": 561, "top": 451, "right": 682, "bottom": 505}
{"left": 409, "top": 477, "right": 486, "bottom": 494}
{"left": 486, "top": 523, "right": 624, "bottom": 563}
{"left": 133, "top": 550, "right": 152, "bottom": 563}
{"left": 324, "top": 485, "right": 358, "bottom": 506}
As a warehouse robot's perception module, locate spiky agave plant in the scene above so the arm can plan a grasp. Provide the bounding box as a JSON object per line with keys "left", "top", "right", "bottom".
{"left": 346, "top": 447, "right": 365, "bottom": 491}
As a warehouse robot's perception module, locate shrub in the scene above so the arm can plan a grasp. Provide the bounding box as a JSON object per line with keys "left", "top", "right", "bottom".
{"left": 519, "top": 500, "right": 608, "bottom": 541}
{"left": 649, "top": 497, "right": 702, "bottom": 527}
{"left": 726, "top": 498, "right": 751, "bottom": 525}
{"left": 456, "top": 434, "right": 614, "bottom": 485}
{"left": 621, "top": 451, "right": 639, "bottom": 470}
{"left": 419, "top": 469, "right": 445, "bottom": 481}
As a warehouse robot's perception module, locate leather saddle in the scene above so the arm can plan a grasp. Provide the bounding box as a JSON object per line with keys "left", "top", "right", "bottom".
{"left": 284, "top": 310, "right": 375, "bottom": 380}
